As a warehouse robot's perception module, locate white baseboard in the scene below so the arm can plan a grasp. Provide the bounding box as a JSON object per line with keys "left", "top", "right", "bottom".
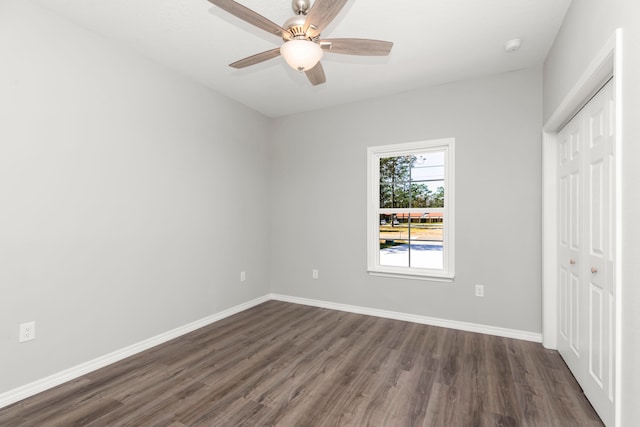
{"left": 1, "top": 292, "right": 542, "bottom": 410}
{"left": 0, "top": 295, "right": 270, "bottom": 409}
{"left": 269, "top": 293, "right": 543, "bottom": 343}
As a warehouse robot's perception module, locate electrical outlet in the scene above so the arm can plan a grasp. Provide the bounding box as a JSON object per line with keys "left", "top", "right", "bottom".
{"left": 240, "top": 271, "right": 246, "bottom": 282}
{"left": 312, "top": 269, "right": 319, "bottom": 279}
{"left": 475, "top": 284, "right": 485, "bottom": 297}
{"left": 19, "top": 321, "right": 36, "bottom": 342}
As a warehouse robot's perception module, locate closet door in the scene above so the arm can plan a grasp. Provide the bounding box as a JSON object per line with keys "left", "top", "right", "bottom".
{"left": 557, "top": 106, "right": 582, "bottom": 367}
{"left": 557, "top": 80, "right": 614, "bottom": 426}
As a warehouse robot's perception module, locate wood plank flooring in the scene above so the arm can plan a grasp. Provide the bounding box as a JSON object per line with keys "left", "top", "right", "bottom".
{"left": 0, "top": 301, "right": 603, "bottom": 426}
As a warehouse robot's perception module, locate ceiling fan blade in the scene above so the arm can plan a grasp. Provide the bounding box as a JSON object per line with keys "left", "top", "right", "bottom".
{"left": 303, "top": 0, "right": 348, "bottom": 37}
{"left": 305, "top": 62, "right": 327, "bottom": 86}
{"left": 229, "top": 48, "right": 281, "bottom": 69}
{"left": 208, "top": 0, "right": 289, "bottom": 39}
{"left": 320, "top": 38, "right": 393, "bottom": 56}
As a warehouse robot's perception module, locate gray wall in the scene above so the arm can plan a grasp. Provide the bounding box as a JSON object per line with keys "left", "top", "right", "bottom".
{"left": 0, "top": 1, "right": 270, "bottom": 394}
{"left": 543, "top": 0, "right": 640, "bottom": 424}
{"left": 269, "top": 67, "right": 543, "bottom": 334}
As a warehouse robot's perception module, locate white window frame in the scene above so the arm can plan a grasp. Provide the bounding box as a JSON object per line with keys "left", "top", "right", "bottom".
{"left": 367, "top": 138, "right": 455, "bottom": 281}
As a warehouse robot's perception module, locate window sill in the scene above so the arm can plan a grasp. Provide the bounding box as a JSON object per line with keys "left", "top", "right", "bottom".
{"left": 367, "top": 269, "right": 454, "bottom": 282}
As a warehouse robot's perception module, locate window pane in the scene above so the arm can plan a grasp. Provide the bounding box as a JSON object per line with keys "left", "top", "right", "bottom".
{"left": 409, "top": 212, "right": 444, "bottom": 241}
{"left": 380, "top": 155, "right": 413, "bottom": 183}
{"left": 411, "top": 180, "right": 444, "bottom": 207}
{"left": 380, "top": 183, "right": 412, "bottom": 208}
{"left": 393, "top": 182, "right": 409, "bottom": 208}
{"left": 409, "top": 183, "right": 430, "bottom": 207}
{"left": 379, "top": 213, "right": 444, "bottom": 270}
{"left": 430, "top": 182, "right": 445, "bottom": 208}
{"left": 409, "top": 215, "right": 444, "bottom": 269}
{"left": 408, "top": 239, "right": 443, "bottom": 270}
{"left": 380, "top": 183, "right": 393, "bottom": 208}
{"left": 411, "top": 152, "right": 445, "bottom": 181}
{"left": 379, "top": 215, "right": 409, "bottom": 267}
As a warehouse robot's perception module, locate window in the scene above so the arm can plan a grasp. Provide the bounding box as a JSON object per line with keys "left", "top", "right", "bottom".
{"left": 367, "top": 138, "right": 455, "bottom": 280}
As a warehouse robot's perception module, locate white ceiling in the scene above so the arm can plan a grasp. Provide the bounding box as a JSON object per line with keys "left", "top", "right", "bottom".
{"left": 31, "top": 0, "right": 571, "bottom": 117}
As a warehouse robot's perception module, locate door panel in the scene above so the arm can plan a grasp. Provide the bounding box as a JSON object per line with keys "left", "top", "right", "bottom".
{"left": 559, "top": 175, "right": 568, "bottom": 246}
{"left": 570, "top": 271, "right": 580, "bottom": 355}
{"left": 559, "top": 267, "right": 568, "bottom": 339}
{"left": 570, "top": 171, "right": 580, "bottom": 250}
{"left": 590, "top": 160, "right": 604, "bottom": 257}
{"left": 589, "top": 282, "right": 603, "bottom": 386}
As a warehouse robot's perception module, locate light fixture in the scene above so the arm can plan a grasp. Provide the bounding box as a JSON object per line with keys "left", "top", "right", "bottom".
{"left": 280, "top": 39, "right": 323, "bottom": 71}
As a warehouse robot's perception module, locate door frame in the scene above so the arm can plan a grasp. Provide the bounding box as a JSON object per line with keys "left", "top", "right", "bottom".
{"left": 542, "top": 29, "right": 623, "bottom": 425}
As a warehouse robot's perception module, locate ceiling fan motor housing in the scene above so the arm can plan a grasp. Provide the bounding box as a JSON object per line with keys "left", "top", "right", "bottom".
{"left": 283, "top": 15, "right": 319, "bottom": 41}
{"left": 285, "top": 0, "right": 317, "bottom": 40}
{"left": 283, "top": 15, "right": 307, "bottom": 39}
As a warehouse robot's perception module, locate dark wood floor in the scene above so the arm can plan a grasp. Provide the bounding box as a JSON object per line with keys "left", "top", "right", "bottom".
{"left": 1, "top": 300, "right": 603, "bottom": 426}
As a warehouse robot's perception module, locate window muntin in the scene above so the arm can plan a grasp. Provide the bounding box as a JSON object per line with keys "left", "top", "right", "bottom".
{"left": 367, "top": 139, "right": 454, "bottom": 280}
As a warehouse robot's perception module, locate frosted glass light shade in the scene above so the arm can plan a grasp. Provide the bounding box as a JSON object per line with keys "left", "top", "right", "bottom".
{"left": 280, "top": 40, "right": 323, "bottom": 71}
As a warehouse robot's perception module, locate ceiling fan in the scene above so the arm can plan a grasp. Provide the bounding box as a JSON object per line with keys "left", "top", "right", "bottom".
{"left": 208, "top": 0, "right": 393, "bottom": 85}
